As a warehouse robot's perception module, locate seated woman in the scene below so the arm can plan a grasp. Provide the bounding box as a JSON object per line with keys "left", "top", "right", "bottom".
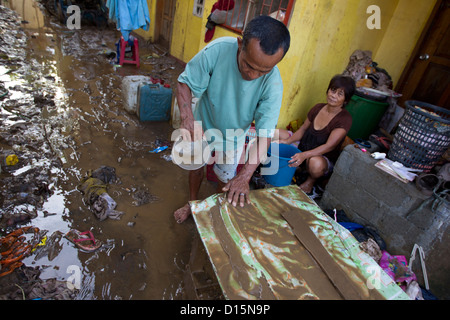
{"left": 277, "top": 74, "right": 355, "bottom": 195}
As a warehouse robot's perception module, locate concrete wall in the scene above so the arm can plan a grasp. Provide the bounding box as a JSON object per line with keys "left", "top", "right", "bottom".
{"left": 320, "top": 145, "right": 450, "bottom": 299}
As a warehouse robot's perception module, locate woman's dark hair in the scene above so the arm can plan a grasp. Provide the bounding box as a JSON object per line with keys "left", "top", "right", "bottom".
{"left": 242, "top": 15, "right": 290, "bottom": 57}
{"left": 327, "top": 75, "right": 356, "bottom": 105}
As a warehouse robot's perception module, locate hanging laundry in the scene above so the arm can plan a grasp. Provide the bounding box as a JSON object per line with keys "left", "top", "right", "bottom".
{"left": 205, "top": 0, "right": 235, "bottom": 43}
{"left": 106, "top": 0, "right": 151, "bottom": 41}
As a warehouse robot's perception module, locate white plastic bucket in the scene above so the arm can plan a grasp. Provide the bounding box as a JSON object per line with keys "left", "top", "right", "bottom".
{"left": 121, "top": 75, "right": 151, "bottom": 114}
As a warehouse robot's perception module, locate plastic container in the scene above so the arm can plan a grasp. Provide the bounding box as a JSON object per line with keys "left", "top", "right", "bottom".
{"left": 388, "top": 100, "right": 450, "bottom": 172}
{"left": 121, "top": 75, "right": 151, "bottom": 114}
{"left": 171, "top": 138, "right": 211, "bottom": 171}
{"left": 345, "top": 94, "right": 389, "bottom": 140}
{"left": 137, "top": 82, "right": 173, "bottom": 121}
{"left": 261, "top": 143, "right": 300, "bottom": 187}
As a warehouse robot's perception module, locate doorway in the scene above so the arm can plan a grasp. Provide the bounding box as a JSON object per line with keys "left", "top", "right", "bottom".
{"left": 396, "top": 0, "right": 450, "bottom": 110}
{"left": 155, "top": 0, "right": 175, "bottom": 51}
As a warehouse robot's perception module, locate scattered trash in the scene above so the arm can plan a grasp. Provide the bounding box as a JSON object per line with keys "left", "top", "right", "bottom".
{"left": 99, "top": 49, "right": 117, "bottom": 61}
{"left": 77, "top": 166, "right": 124, "bottom": 221}
{"left": 32, "top": 231, "right": 62, "bottom": 262}
{"left": 354, "top": 139, "right": 371, "bottom": 149}
{"left": 409, "top": 244, "right": 429, "bottom": 290}
{"left": 375, "top": 159, "right": 421, "bottom": 183}
{"left": 406, "top": 281, "right": 423, "bottom": 300}
{"left": 89, "top": 165, "right": 118, "bottom": 184}
{"left": 415, "top": 173, "right": 440, "bottom": 196}
{"left": 380, "top": 251, "right": 417, "bottom": 291}
{"left": 325, "top": 209, "right": 387, "bottom": 251}
{"left": 145, "top": 52, "right": 160, "bottom": 59}
{"left": 65, "top": 229, "right": 102, "bottom": 252}
{"left": 154, "top": 138, "right": 172, "bottom": 149}
{"left": 0, "top": 152, "right": 19, "bottom": 174}
{"left": 132, "top": 189, "right": 159, "bottom": 206}
{"left": 360, "top": 238, "right": 382, "bottom": 263}
{"left": 31, "top": 235, "right": 47, "bottom": 253}
{"left": 0, "top": 265, "right": 78, "bottom": 300}
{"left": 93, "top": 193, "right": 124, "bottom": 220}
{"left": 0, "top": 226, "right": 42, "bottom": 277}
{"left": 149, "top": 146, "right": 168, "bottom": 153}
{"left": 0, "top": 3, "right": 187, "bottom": 300}
{"left": 371, "top": 152, "right": 386, "bottom": 160}
{"left": 369, "top": 134, "right": 391, "bottom": 152}
{"left": 3, "top": 154, "right": 19, "bottom": 166}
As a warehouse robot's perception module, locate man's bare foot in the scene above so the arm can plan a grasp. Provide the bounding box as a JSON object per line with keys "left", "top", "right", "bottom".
{"left": 174, "top": 203, "right": 192, "bottom": 224}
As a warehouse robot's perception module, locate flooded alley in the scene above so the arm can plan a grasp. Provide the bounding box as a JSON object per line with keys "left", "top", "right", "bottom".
{"left": 0, "top": 0, "right": 216, "bottom": 300}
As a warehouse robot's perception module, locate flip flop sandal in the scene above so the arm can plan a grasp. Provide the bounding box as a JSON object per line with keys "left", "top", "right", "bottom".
{"left": 65, "top": 229, "right": 102, "bottom": 252}
{"left": 354, "top": 139, "right": 372, "bottom": 149}
{"left": 369, "top": 134, "right": 391, "bottom": 151}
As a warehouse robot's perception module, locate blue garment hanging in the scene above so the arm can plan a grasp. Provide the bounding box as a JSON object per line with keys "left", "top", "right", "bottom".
{"left": 107, "top": 0, "right": 151, "bottom": 40}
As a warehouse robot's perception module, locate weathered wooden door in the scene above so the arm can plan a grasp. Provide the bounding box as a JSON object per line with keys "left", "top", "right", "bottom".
{"left": 158, "top": 0, "right": 175, "bottom": 50}
{"left": 396, "top": 0, "right": 450, "bottom": 110}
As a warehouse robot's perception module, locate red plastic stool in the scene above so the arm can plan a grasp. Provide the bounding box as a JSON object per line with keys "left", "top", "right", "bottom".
{"left": 119, "top": 36, "right": 140, "bottom": 68}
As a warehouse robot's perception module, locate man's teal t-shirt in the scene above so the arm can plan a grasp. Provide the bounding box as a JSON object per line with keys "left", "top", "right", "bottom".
{"left": 178, "top": 37, "right": 283, "bottom": 152}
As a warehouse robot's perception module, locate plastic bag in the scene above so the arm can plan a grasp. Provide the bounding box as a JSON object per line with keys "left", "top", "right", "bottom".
{"left": 380, "top": 251, "right": 416, "bottom": 290}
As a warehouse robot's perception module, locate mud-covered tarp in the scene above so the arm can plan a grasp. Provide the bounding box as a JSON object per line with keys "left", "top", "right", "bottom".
{"left": 190, "top": 185, "right": 410, "bottom": 300}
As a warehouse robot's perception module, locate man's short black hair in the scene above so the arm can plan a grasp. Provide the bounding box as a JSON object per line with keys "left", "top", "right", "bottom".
{"left": 242, "top": 15, "right": 290, "bottom": 57}
{"left": 327, "top": 75, "right": 356, "bottom": 105}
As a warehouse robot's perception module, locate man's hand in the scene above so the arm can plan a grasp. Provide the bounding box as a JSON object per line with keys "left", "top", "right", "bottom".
{"left": 181, "top": 118, "right": 203, "bottom": 142}
{"left": 222, "top": 173, "right": 251, "bottom": 207}
{"left": 222, "top": 136, "right": 271, "bottom": 207}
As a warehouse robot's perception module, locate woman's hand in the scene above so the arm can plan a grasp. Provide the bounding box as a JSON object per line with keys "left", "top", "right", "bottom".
{"left": 288, "top": 152, "right": 306, "bottom": 167}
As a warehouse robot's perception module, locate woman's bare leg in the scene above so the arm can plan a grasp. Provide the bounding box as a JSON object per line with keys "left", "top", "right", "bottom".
{"left": 299, "top": 156, "right": 327, "bottom": 193}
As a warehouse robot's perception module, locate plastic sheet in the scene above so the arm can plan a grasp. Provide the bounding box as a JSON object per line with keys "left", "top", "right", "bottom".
{"left": 190, "top": 185, "right": 410, "bottom": 300}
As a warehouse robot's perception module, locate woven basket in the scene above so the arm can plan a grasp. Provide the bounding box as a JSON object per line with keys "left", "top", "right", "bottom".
{"left": 388, "top": 100, "right": 450, "bottom": 172}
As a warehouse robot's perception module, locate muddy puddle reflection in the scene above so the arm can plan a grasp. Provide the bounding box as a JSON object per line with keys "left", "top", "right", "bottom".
{"left": 0, "top": 1, "right": 216, "bottom": 299}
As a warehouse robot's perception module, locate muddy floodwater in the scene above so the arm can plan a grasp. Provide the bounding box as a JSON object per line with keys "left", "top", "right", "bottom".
{"left": 0, "top": 1, "right": 216, "bottom": 299}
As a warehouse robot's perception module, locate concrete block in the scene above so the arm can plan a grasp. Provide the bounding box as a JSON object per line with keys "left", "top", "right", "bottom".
{"left": 319, "top": 143, "right": 450, "bottom": 299}
{"left": 323, "top": 170, "right": 381, "bottom": 223}
{"left": 336, "top": 145, "right": 429, "bottom": 214}
{"left": 420, "top": 225, "right": 450, "bottom": 300}
{"left": 376, "top": 205, "right": 422, "bottom": 253}
{"left": 405, "top": 200, "right": 436, "bottom": 230}
{"left": 332, "top": 147, "right": 355, "bottom": 176}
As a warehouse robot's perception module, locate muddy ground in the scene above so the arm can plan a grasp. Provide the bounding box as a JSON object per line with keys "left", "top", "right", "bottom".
{"left": 0, "top": 1, "right": 217, "bottom": 300}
